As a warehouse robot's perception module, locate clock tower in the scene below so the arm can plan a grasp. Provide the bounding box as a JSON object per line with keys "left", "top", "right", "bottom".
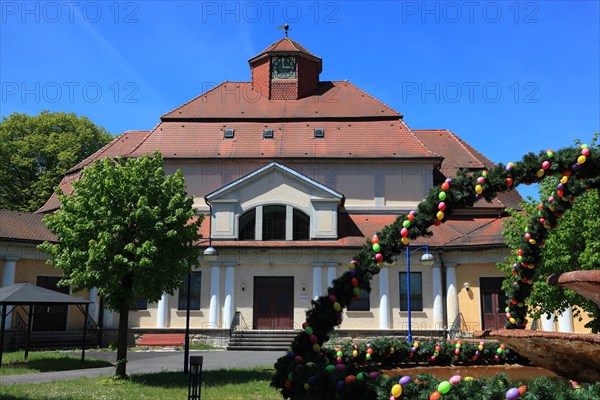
{"left": 248, "top": 37, "right": 322, "bottom": 100}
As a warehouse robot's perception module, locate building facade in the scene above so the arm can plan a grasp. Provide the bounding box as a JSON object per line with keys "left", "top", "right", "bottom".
{"left": 1, "top": 36, "right": 590, "bottom": 339}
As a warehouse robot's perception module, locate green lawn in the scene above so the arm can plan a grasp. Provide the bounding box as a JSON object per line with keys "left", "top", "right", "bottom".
{"left": 0, "top": 368, "right": 281, "bottom": 400}
{"left": 0, "top": 351, "right": 113, "bottom": 375}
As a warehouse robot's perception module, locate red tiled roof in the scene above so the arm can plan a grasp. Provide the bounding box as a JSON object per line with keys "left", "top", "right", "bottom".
{"left": 161, "top": 81, "right": 400, "bottom": 120}
{"left": 36, "top": 173, "right": 80, "bottom": 214}
{"left": 39, "top": 131, "right": 151, "bottom": 213}
{"left": 68, "top": 130, "right": 151, "bottom": 173}
{"left": 0, "top": 210, "right": 56, "bottom": 243}
{"left": 129, "top": 120, "right": 436, "bottom": 159}
{"left": 413, "top": 129, "right": 523, "bottom": 210}
{"left": 413, "top": 130, "right": 485, "bottom": 175}
{"left": 422, "top": 217, "right": 506, "bottom": 247}
{"left": 248, "top": 37, "right": 321, "bottom": 64}
{"left": 198, "top": 213, "right": 505, "bottom": 249}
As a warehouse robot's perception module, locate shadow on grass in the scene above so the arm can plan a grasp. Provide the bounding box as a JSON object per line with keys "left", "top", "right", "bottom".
{"left": 3, "top": 356, "right": 112, "bottom": 373}
{"left": 129, "top": 367, "right": 275, "bottom": 389}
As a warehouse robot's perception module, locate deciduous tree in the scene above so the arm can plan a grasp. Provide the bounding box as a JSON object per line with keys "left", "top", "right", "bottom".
{"left": 500, "top": 138, "right": 600, "bottom": 333}
{"left": 0, "top": 111, "right": 112, "bottom": 211}
{"left": 39, "top": 152, "right": 202, "bottom": 378}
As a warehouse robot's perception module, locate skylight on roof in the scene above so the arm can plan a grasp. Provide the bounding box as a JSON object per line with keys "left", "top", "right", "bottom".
{"left": 263, "top": 129, "right": 274, "bottom": 139}
{"left": 224, "top": 129, "right": 235, "bottom": 139}
{"left": 314, "top": 128, "right": 324, "bottom": 138}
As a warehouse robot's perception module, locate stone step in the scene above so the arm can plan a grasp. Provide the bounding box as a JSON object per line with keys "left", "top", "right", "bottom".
{"left": 227, "top": 344, "right": 289, "bottom": 351}
{"left": 227, "top": 330, "right": 298, "bottom": 351}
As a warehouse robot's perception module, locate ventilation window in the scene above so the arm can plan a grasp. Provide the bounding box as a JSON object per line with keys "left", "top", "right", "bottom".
{"left": 263, "top": 129, "right": 274, "bottom": 139}
{"left": 314, "top": 128, "right": 324, "bottom": 138}
{"left": 224, "top": 129, "right": 235, "bottom": 139}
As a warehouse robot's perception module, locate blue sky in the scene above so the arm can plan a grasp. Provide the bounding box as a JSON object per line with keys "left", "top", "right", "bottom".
{"left": 1, "top": 1, "right": 599, "bottom": 199}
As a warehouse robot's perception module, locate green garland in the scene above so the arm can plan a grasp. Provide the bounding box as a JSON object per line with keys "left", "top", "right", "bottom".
{"left": 272, "top": 143, "right": 599, "bottom": 399}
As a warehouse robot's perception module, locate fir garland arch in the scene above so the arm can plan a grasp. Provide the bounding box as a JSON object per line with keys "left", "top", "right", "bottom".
{"left": 272, "top": 143, "right": 599, "bottom": 399}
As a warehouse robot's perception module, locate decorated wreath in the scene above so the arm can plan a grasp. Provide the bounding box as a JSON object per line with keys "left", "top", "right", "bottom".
{"left": 272, "top": 142, "right": 599, "bottom": 399}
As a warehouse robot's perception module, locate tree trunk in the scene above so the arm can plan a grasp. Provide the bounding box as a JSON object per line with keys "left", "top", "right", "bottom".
{"left": 115, "top": 301, "right": 130, "bottom": 379}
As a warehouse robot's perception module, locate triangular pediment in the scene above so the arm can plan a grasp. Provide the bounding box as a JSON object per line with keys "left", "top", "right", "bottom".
{"left": 206, "top": 161, "right": 344, "bottom": 204}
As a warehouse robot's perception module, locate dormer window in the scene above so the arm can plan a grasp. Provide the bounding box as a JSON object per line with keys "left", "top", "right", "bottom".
{"left": 271, "top": 56, "right": 296, "bottom": 79}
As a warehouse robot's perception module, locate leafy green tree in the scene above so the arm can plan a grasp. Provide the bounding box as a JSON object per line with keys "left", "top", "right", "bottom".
{"left": 39, "top": 153, "right": 202, "bottom": 378}
{"left": 500, "top": 138, "right": 600, "bottom": 333}
{"left": 0, "top": 111, "right": 112, "bottom": 211}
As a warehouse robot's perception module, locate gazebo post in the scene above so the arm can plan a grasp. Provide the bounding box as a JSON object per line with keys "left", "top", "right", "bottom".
{"left": 81, "top": 303, "right": 89, "bottom": 362}
{"left": 1, "top": 304, "right": 6, "bottom": 367}
{"left": 24, "top": 304, "right": 33, "bottom": 361}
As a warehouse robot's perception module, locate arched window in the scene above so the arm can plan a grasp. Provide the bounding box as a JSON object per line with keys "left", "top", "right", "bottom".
{"left": 239, "top": 209, "right": 256, "bottom": 240}
{"left": 293, "top": 209, "right": 310, "bottom": 240}
{"left": 238, "top": 205, "right": 311, "bottom": 241}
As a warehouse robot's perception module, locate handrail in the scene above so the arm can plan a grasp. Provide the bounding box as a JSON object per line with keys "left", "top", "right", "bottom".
{"left": 238, "top": 312, "right": 249, "bottom": 330}
{"left": 229, "top": 311, "right": 240, "bottom": 337}
{"left": 448, "top": 313, "right": 467, "bottom": 339}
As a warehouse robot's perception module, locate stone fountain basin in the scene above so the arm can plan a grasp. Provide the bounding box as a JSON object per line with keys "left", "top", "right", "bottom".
{"left": 383, "top": 364, "right": 558, "bottom": 381}
{"left": 474, "top": 329, "right": 600, "bottom": 383}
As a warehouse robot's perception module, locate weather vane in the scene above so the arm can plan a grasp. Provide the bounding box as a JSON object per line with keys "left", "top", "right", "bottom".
{"left": 278, "top": 23, "right": 290, "bottom": 37}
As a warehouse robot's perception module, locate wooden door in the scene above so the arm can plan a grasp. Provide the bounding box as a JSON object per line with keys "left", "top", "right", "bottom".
{"left": 33, "top": 276, "right": 68, "bottom": 331}
{"left": 253, "top": 277, "right": 294, "bottom": 330}
{"left": 480, "top": 277, "right": 507, "bottom": 330}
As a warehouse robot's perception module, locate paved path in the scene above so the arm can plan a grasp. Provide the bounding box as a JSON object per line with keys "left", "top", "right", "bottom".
{"left": 0, "top": 350, "right": 283, "bottom": 385}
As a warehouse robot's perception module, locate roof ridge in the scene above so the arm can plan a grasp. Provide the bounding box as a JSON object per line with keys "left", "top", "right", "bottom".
{"left": 125, "top": 124, "right": 159, "bottom": 157}
{"left": 343, "top": 80, "right": 401, "bottom": 116}
{"left": 403, "top": 123, "right": 442, "bottom": 158}
{"left": 454, "top": 134, "right": 495, "bottom": 166}
{"left": 437, "top": 129, "right": 487, "bottom": 170}
{"left": 447, "top": 131, "right": 507, "bottom": 207}
{"left": 445, "top": 217, "right": 500, "bottom": 246}
{"left": 66, "top": 134, "right": 121, "bottom": 173}
{"left": 66, "top": 129, "right": 152, "bottom": 174}
{"left": 161, "top": 81, "right": 229, "bottom": 119}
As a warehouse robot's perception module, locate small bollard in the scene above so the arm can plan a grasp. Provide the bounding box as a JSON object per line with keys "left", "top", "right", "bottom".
{"left": 188, "top": 355, "right": 203, "bottom": 400}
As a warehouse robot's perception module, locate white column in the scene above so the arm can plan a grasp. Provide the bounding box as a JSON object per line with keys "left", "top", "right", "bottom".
{"left": 432, "top": 262, "right": 444, "bottom": 330}
{"left": 209, "top": 265, "right": 221, "bottom": 328}
{"left": 312, "top": 265, "right": 323, "bottom": 300}
{"left": 103, "top": 308, "right": 114, "bottom": 329}
{"left": 446, "top": 263, "right": 458, "bottom": 328}
{"left": 541, "top": 313, "right": 555, "bottom": 332}
{"left": 223, "top": 265, "right": 235, "bottom": 329}
{"left": 327, "top": 266, "right": 337, "bottom": 288}
{"left": 379, "top": 266, "right": 390, "bottom": 329}
{"left": 156, "top": 292, "right": 168, "bottom": 328}
{"left": 88, "top": 287, "right": 99, "bottom": 322}
{"left": 557, "top": 306, "right": 574, "bottom": 333}
{"left": 2, "top": 256, "right": 18, "bottom": 329}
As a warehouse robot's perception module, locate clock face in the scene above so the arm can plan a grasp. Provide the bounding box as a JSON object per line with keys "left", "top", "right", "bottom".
{"left": 271, "top": 56, "right": 296, "bottom": 79}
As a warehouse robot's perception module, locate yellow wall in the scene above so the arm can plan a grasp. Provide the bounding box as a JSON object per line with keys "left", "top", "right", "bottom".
{"left": 1, "top": 253, "right": 90, "bottom": 330}
{"left": 456, "top": 263, "right": 505, "bottom": 333}
{"left": 572, "top": 307, "right": 594, "bottom": 333}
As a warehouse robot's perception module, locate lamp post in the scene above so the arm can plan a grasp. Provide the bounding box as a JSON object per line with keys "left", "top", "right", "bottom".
{"left": 184, "top": 238, "right": 217, "bottom": 373}
{"left": 405, "top": 244, "right": 435, "bottom": 343}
